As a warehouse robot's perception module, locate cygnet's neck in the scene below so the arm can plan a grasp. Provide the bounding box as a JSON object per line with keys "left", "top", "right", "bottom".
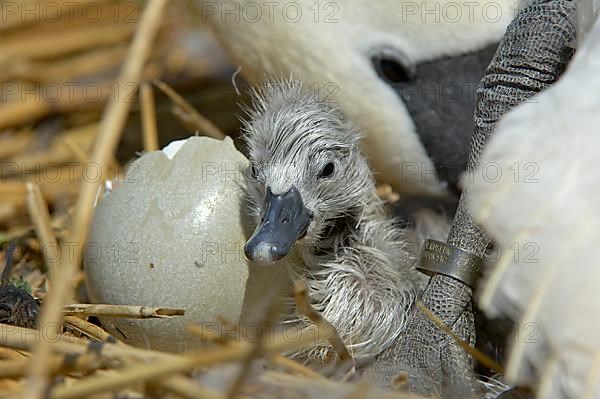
{"left": 296, "top": 191, "right": 386, "bottom": 267}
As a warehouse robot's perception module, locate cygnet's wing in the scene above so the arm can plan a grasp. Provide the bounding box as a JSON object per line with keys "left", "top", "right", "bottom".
{"left": 469, "top": 13, "right": 600, "bottom": 399}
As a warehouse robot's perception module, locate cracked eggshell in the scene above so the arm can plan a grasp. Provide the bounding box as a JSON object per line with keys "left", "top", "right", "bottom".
{"left": 85, "top": 136, "right": 294, "bottom": 352}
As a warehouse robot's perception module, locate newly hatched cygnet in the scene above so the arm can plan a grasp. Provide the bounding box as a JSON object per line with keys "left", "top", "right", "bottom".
{"left": 242, "top": 80, "right": 431, "bottom": 362}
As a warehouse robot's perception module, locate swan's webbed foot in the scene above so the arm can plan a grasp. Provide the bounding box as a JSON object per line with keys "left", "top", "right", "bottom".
{"left": 363, "top": 274, "right": 477, "bottom": 397}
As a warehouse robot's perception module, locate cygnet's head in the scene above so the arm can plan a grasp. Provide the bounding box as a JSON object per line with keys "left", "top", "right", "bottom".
{"left": 242, "top": 80, "right": 373, "bottom": 265}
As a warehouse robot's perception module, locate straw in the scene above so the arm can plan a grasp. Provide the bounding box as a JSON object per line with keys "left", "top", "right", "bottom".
{"left": 140, "top": 82, "right": 159, "bottom": 152}
{"left": 24, "top": 2, "right": 169, "bottom": 397}
{"left": 64, "top": 304, "right": 184, "bottom": 319}
{"left": 152, "top": 79, "right": 226, "bottom": 139}
{"left": 25, "top": 183, "right": 57, "bottom": 280}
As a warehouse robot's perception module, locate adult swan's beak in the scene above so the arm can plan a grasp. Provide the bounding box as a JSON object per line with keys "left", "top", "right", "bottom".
{"left": 244, "top": 186, "right": 313, "bottom": 265}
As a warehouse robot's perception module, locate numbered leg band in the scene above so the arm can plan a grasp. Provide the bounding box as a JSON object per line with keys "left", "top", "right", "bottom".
{"left": 418, "top": 239, "right": 482, "bottom": 287}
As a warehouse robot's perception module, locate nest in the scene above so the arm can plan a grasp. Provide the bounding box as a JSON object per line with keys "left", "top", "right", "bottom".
{"left": 0, "top": 1, "right": 435, "bottom": 398}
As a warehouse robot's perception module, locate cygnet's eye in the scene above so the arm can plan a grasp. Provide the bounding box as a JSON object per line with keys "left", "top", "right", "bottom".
{"left": 318, "top": 162, "right": 335, "bottom": 179}
{"left": 250, "top": 164, "right": 258, "bottom": 179}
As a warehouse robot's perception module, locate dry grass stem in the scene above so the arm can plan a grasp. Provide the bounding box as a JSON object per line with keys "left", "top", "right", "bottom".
{"left": 293, "top": 280, "right": 354, "bottom": 365}
{"left": 0, "top": 82, "right": 112, "bottom": 130}
{"left": 1, "top": 324, "right": 180, "bottom": 364}
{"left": 62, "top": 138, "right": 91, "bottom": 164}
{"left": 48, "top": 325, "right": 322, "bottom": 398}
{"left": 63, "top": 316, "right": 118, "bottom": 343}
{"left": 7, "top": 47, "right": 127, "bottom": 84}
{"left": 62, "top": 319, "right": 221, "bottom": 399}
{"left": 159, "top": 375, "right": 226, "bottom": 399}
{"left": 186, "top": 322, "right": 326, "bottom": 381}
{"left": 0, "top": 353, "right": 103, "bottom": 379}
{"left": 140, "top": 82, "right": 160, "bottom": 152}
{"left": 416, "top": 302, "right": 504, "bottom": 374}
{"left": 152, "top": 79, "right": 226, "bottom": 140}
{"left": 261, "top": 371, "right": 426, "bottom": 399}
{"left": 227, "top": 300, "right": 280, "bottom": 399}
{"left": 64, "top": 304, "right": 184, "bottom": 319}
{"left": 269, "top": 354, "right": 326, "bottom": 380}
{"left": 0, "top": 23, "right": 134, "bottom": 60}
{"left": 25, "top": 2, "right": 170, "bottom": 397}
{"left": 0, "top": 128, "right": 33, "bottom": 159}
{"left": 25, "top": 183, "right": 57, "bottom": 280}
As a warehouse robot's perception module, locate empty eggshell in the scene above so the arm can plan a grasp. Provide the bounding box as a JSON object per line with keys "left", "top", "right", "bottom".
{"left": 84, "top": 136, "right": 294, "bottom": 352}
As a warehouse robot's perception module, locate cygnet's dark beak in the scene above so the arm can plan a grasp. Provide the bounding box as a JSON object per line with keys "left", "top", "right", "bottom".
{"left": 244, "top": 186, "right": 313, "bottom": 265}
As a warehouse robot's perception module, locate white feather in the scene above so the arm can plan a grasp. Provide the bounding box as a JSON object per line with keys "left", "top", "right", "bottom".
{"left": 466, "top": 16, "right": 600, "bottom": 399}
{"left": 199, "top": 0, "right": 514, "bottom": 194}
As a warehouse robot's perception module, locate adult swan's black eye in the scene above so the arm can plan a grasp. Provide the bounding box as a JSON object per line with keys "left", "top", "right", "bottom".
{"left": 319, "top": 162, "right": 335, "bottom": 178}
{"left": 372, "top": 54, "right": 414, "bottom": 84}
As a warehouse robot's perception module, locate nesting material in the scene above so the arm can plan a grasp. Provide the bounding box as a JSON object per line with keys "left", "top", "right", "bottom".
{"left": 85, "top": 136, "right": 293, "bottom": 352}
